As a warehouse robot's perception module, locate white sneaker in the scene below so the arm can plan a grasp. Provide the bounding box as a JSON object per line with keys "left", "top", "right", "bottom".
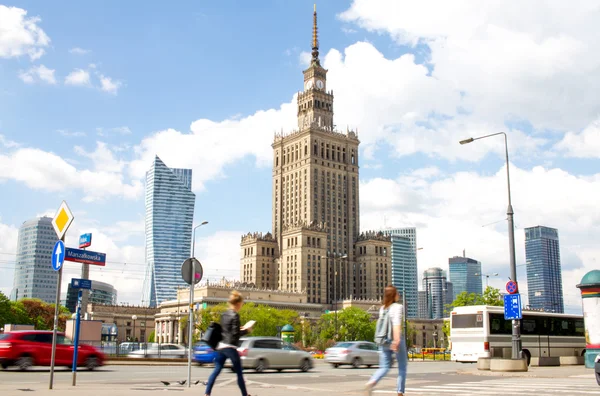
{"left": 364, "top": 382, "right": 375, "bottom": 396}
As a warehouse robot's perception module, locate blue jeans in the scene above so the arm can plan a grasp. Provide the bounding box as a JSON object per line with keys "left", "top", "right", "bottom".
{"left": 205, "top": 347, "right": 248, "bottom": 396}
{"left": 369, "top": 338, "right": 407, "bottom": 394}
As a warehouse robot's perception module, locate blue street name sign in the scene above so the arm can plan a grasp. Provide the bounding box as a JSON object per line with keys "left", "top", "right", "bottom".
{"left": 79, "top": 233, "right": 92, "bottom": 249}
{"left": 71, "top": 278, "right": 92, "bottom": 290}
{"left": 51, "top": 241, "right": 65, "bottom": 271}
{"left": 504, "top": 293, "right": 523, "bottom": 320}
{"left": 64, "top": 248, "right": 106, "bottom": 266}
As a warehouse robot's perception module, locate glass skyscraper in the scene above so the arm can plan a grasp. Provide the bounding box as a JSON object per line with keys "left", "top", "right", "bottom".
{"left": 65, "top": 280, "right": 117, "bottom": 313}
{"left": 449, "top": 255, "right": 482, "bottom": 301}
{"left": 421, "top": 267, "right": 452, "bottom": 319}
{"left": 525, "top": 226, "right": 564, "bottom": 313}
{"left": 142, "top": 156, "right": 195, "bottom": 308}
{"left": 383, "top": 228, "right": 418, "bottom": 318}
{"left": 11, "top": 216, "right": 59, "bottom": 303}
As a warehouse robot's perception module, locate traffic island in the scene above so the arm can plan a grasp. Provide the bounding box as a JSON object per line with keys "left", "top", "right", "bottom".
{"left": 477, "top": 357, "right": 491, "bottom": 370}
{"left": 489, "top": 358, "right": 528, "bottom": 372}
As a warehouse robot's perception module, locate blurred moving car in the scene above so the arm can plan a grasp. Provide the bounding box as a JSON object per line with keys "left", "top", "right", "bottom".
{"left": 0, "top": 330, "right": 105, "bottom": 371}
{"left": 325, "top": 341, "right": 386, "bottom": 368}
{"left": 128, "top": 343, "right": 187, "bottom": 358}
{"left": 310, "top": 350, "right": 324, "bottom": 359}
{"left": 193, "top": 342, "right": 216, "bottom": 365}
{"left": 236, "top": 337, "right": 313, "bottom": 372}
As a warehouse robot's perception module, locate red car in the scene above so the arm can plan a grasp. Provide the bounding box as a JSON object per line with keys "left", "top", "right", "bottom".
{"left": 0, "top": 330, "right": 105, "bottom": 371}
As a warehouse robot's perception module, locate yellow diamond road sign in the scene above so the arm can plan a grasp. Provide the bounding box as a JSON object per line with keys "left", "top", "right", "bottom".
{"left": 52, "top": 201, "right": 74, "bottom": 240}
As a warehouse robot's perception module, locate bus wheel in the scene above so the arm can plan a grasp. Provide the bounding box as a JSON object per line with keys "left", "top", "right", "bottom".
{"left": 522, "top": 350, "right": 531, "bottom": 366}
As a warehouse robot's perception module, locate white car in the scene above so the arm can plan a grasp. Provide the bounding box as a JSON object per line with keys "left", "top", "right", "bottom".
{"left": 128, "top": 343, "right": 188, "bottom": 359}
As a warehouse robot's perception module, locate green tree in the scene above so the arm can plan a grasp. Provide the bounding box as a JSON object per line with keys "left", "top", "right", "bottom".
{"left": 316, "top": 307, "right": 376, "bottom": 344}
{"left": 481, "top": 286, "right": 503, "bottom": 306}
{"left": 148, "top": 330, "right": 155, "bottom": 343}
{"left": 405, "top": 323, "right": 416, "bottom": 348}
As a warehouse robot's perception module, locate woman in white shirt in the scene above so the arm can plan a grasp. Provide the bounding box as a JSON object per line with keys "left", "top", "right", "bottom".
{"left": 365, "top": 285, "right": 407, "bottom": 396}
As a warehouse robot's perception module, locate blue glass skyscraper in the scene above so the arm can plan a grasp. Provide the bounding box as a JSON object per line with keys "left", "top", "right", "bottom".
{"left": 383, "top": 228, "right": 418, "bottom": 318}
{"left": 142, "top": 156, "right": 195, "bottom": 308}
{"left": 449, "top": 254, "right": 482, "bottom": 301}
{"left": 525, "top": 226, "right": 564, "bottom": 313}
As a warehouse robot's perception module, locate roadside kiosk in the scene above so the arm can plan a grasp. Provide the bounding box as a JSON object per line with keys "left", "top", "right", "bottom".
{"left": 576, "top": 270, "right": 600, "bottom": 369}
{"left": 281, "top": 324, "right": 295, "bottom": 344}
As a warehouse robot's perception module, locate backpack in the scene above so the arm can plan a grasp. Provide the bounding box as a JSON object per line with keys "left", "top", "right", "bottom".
{"left": 201, "top": 321, "right": 222, "bottom": 349}
{"left": 374, "top": 304, "right": 395, "bottom": 345}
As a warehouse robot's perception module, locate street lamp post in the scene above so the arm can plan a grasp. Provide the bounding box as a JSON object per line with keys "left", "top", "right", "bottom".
{"left": 475, "top": 272, "right": 499, "bottom": 289}
{"left": 460, "top": 132, "right": 522, "bottom": 360}
{"left": 188, "top": 220, "right": 208, "bottom": 388}
{"left": 132, "top": 315, "right": 137, "bottom": 343}
{"left": 322, "top": 254, "right": 347, "bottom": 340}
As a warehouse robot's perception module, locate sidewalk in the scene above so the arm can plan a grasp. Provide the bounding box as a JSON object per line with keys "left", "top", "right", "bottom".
{"left": 457, "top": 363, "right": 596, "bottom": 379}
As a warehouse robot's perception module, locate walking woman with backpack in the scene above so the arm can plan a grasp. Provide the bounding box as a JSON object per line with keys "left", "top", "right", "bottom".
{"left": 204, "top": 290, "right": 254, "bottom": 396}
{"left": 365, "top": 285, "right": 408, "bottom": 396}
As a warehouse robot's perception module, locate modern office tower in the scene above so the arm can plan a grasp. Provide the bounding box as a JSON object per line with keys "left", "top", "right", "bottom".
{"left": 525, "top": 226, "right": 564, "bottom": 313}
{"left": 240, "top": 7, "right": 391, "bottom": 305}
{"left": 449, "top": 253, "right": 482, "bottom": 300}
{"left": 417, "top": 290, "right": 428, "bottom": 319}
{"left": 11, "top": 216, "right": 58, "bottom": 303}
{"left": 383, "top": 228, "right": 418, "bottom": 318}
{"left": 142, "top": 156, "right": 195, "bottom": 308}
{"left": 422, "top": 267, "right": 452, "bottom": 319}
{"left": 65, "top": 280, "right": 117, "bottom": 313}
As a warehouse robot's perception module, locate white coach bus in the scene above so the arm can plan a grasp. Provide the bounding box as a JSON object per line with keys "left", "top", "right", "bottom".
{"left": 450, "top": 305, "right": 585, "bottom": 365}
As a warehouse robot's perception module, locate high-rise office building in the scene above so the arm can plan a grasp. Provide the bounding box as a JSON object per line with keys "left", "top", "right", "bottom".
{"left": 449, "top": 254, "right": 482, "bottom": 301}
{"left": 11, "top": 216, "right": 58, "bottom": 303}
{"left": 65, "top": 280, "right": 117, "bottom": 313}
{"left": 383, "top": 228, "right": 418, "bottom": 318}
{"left": 240, "top": 7, "right": 391, "bottom": 305}
{"left": 421, "top": 267, "right": 452, "bottom": 319}
{"left": 142, "top": 156, "right": 195, "bottom": 308}
{"left": 525, "top": 226, "right": 564, "bottom": 313}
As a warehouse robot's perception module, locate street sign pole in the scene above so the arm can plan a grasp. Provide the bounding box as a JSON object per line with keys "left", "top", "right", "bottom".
{"left": 188, "top": 265, "right": 194, "bottom": 389}
{"left": 72, "top": 290, "right": 83, "bottom": 386}
{"left": 49, "top": 237, "right": 64, "bottom": 390}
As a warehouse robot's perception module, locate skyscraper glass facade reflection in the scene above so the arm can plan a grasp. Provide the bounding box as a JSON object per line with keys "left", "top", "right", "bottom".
{"left": 142, "top": 156, "right": 195, "bottom": 307}
{"left": 525, "top": 225, "right": 564, "bottom": 313}
{"left": 422, "top": 267, "right": 452, "bottom": 319}
{"left": 449, "top": 255, "right": 482, "bottom": 301}
{"left": 383, "top": 228, "right": 418, "bottom": 318}
{"left": 11, "top": 216, "right": 58, "bottom": 303}
{"left": 66, "top": 280, "right": 117, "bottom": 313}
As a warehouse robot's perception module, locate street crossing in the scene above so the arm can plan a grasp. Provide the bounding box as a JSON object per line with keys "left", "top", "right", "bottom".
{"left": 374, "top": 378, "right": 600, "bottom": 395}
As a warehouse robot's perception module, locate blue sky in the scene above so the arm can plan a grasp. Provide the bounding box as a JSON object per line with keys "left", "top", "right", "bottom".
{"left": 1, "top": 1, "right": 599, "bottom": 313}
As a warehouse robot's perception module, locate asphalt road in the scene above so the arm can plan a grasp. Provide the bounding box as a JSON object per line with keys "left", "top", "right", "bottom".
{"left": 1, "top": 361, "right": 598, "bottom": 395}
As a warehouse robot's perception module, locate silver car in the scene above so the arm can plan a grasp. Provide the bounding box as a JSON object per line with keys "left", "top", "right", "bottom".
{"left": 128, "top": 343, "right": 188, "bottom": 359}
{"left": 236, "top": 337, "right": 313, "bottom": 372}
{"left": 325, "top": 341, "right": 383, "bottom": 368}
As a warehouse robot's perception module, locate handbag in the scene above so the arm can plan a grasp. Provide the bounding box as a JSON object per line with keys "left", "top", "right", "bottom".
{"left": 201, "top": 321, "right": 222, "bottom": 349}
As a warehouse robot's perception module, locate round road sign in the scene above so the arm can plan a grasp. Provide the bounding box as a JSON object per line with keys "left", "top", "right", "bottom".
{"left": 506, "top": 280, "right": 518, "bottom": 294}
{"left": 181, "top": 258, "right": 203, "bottom": 285}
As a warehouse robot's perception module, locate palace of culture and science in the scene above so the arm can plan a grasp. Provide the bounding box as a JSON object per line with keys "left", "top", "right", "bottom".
{"left": 240, "top": 7, "right": 392, "bottom": 309}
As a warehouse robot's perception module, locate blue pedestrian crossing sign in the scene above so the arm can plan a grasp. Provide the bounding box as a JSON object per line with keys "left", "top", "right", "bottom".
{"left": 51, "top": 240, "right": 65, "bottom": 271}
{"left": 504, "top": 293, "right": 523, "bottom": 320}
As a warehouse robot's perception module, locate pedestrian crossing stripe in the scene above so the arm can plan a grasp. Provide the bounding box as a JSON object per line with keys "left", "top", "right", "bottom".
{"left": 374, "top": 379, "right": 600, "bottom": 394}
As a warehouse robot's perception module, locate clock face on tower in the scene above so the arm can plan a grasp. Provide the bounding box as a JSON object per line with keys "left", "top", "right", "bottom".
{"left": 316, "top": 80, "right": 324, "bottom": 89}
{"left": 305, "top": 80, "right": 314, "bottom": 90}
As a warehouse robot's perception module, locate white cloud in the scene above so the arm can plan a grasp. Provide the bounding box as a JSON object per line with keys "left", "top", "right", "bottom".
{"left": 0, "top": 134, "right": 20, "bottom": 148}
{"left": 0, "top": 5, "right": 50, "bottom": 60}
{"left": 339, "top": 0, "right": 600, "bottom": 133}
{"left": 299, "top": 51, "right": 311, "bottom": 67}
{"left": 57, "top": 129, "right": 86, "bottom": 138}
{"left": 193, "top": 231, "right": 244, "bottom": 283}
{"left": 0, "top": 147, "right": 142, "bottom": 202}
{"left": 361, "top": 164, "right": 600, "bottom": 312}
{"left": 75, "top": 141, "right": 126, "bottom": 173}
{"left": 0, "top": 220, "right": 18, "bottom": 298}
{"left": 129, "top": 100, "right": 297, "bottom": 191}
{"left": 69, "top": 47, "right": 90, "bottom": 55}
{"left": 18, "top": 64, "right": 56, "bottom": 84}
{"left": 554, "top": 118, "right": 600, "bottom": 158}
{"left": 65, "top": 68, "right": 91, "bottom": 86}
{"left": 96, "top": 126, "right": 131, "bottom": 136}
{"left": 99, "top": 74, "right": 122, "bottom": 95}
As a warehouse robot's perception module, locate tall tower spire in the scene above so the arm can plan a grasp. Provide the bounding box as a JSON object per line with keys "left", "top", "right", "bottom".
{"left": 312, "top": 4, "right": 319, "bottom": 64}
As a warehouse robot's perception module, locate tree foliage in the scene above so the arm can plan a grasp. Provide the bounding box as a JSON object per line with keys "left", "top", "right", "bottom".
{"left": 448, "top": 286, "right": 503, "bottom": 312}
{"left": 0, "top": 292, "right": 70, "bottom": 331}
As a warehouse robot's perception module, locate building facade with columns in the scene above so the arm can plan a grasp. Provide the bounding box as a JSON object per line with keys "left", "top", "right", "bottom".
{"left": 240, "top": 6, "right": 391, "bottom": 308}
{"left": 86, "top": 303, "right": 159, "bottom": 343}
{"left": 154, "top": 282, "right": 324, "bottom": 344}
